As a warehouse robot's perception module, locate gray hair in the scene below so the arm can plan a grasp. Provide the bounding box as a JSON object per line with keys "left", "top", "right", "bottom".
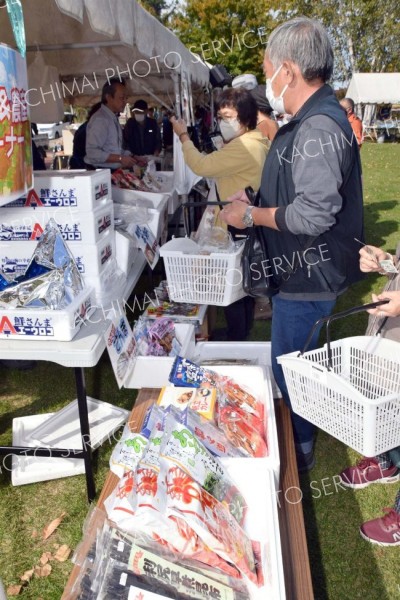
{"left": 266, "top": 17, "right": 334, "bottom": 82}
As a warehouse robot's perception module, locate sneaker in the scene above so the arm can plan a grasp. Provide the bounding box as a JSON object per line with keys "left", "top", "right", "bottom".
{"left": 360, "top": 508, "right": 400, "bottom": 546}
{"left": 339, "top": 457, "right": 400, "bottom": 489}
{"left": 296, "top": 449, "right": 316, "bottom": 473}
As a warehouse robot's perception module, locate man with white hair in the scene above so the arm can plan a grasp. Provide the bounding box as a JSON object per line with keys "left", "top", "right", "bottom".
{"left": 221, "top": 17, "right": 364, "bottom": 472}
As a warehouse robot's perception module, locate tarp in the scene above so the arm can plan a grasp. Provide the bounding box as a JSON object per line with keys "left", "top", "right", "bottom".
{"left": 0, "top": 0, "right": 210, "bottom": 113}
{"left": 346, "top": 73, "right": 400, "bottom": 104}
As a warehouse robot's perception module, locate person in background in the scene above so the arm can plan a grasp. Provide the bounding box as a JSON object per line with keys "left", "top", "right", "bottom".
{"left": 85, "top": 78, "right": 138, "bottom": 170}
{"left": 249, "top": 85, "right": 279, "bottom": 321}
{"left": 171, "top": 87, "right": 269, "bottom": 342}
{"left": 32, "top": 140, "right": 46, "bottom": 171}
{"left": 220, "top": 17, "right": 364, "bottom": 471}
{"left": 339, "top": 243, "right": 400, "bottom": 546}
{"left": 340, "top": 97, "right": 363, "bottom": 148}
{"left": 250, "top": 84, "right": 279, "bottom": 142}
{"left": 70, "top": 102, "right": 101, "bottom": 169}
{"left": 123, "top": 99, "right": 162, "bottom": 157}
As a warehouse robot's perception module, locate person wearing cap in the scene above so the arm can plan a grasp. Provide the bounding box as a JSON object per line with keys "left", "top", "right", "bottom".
{"left": 85, "top": 78, "right": 138, "bottom": 170}
{"left": 123, "top": 99, "right": 162, "bottom": 157}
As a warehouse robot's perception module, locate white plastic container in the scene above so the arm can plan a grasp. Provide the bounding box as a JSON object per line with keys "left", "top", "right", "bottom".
{"left": 0, "top": 287, "right": 93, "bottom": 341}
{"left": 211, "top": 364, "right": 280, "bottom": 485}
{"left": 115, "top": 195, "right": 169, "bottom": 244}
{"left": 115, "top": 229, "right": 140, "bottom": 275}
{"left": 278, "top": 335, "right": 400, "bottom": 456}
{"left": 194, "top": 341, "right": 281, "bottom": 399}
{"left": 220, "top": 460, "right": 285, "bottom": 599}
{"left": 5, "top": 169, "right": 111, "bottom": 211}
{"left": 160, "top": 242, "right": 246, "bottom": 306}
{"left": 0, "top": 200, "right": 114, "bottom": 244}
{"left": 0, "top": 231, "right": 115, "bottom": 278}
{"left": 112, "top": 171, "right": 179, "bottom": 215}
{"left": 124, "top": 323, "right": 196, "bottom": 389}
{"left": 11, "top": 398, "right": 129, "bottom": 485}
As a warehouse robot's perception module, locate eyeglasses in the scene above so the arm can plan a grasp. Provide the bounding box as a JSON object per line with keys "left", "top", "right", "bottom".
{"left": 217, "top": 116, "right": 237, "bottom": 123}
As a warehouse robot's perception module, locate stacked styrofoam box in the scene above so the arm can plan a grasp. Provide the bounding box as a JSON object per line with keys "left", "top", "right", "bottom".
{"left": 0, "top": 170, "right": 118, "bottom": 332}
{"left": 112, "top": 171, "right": 179, "bottom": 215}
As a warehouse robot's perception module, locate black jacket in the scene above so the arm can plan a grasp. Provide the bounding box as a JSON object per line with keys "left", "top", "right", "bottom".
{"left": 259, "top": 85, "right": 364, "bottom": 295}
{"left": 123, "top": 116, "right": 161, "bottom": 156}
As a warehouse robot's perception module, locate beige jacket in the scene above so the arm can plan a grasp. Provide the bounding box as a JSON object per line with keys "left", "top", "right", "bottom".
{"left": 181, "top": 130, "right": 269, "bottom": 200}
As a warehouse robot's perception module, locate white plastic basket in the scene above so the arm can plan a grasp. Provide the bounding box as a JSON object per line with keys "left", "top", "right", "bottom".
{"left": 160, "top": 242, "right": 246, "bottom": 306}
{"left": 278, "top": 335, "right": 400, "bottom": 456}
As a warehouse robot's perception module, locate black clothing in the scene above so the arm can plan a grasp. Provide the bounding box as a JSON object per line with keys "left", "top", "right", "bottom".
{"left": 123, "top": 116, "right": 162, "bottom": 156}
{"left": 259, "top": 84, "right": 364, "bottom": 296}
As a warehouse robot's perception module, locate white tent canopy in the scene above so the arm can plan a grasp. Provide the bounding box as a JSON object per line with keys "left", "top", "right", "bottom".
{"left": 1, "top": 0, "right": 210, "bottom": 118}
{"left": 346, "top": 73, "right": 400, "bottom": 104}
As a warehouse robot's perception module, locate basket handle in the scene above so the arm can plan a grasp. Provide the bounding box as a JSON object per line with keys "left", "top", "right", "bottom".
{"left": 300, "top": 299, "right": 390, "bottom": 369}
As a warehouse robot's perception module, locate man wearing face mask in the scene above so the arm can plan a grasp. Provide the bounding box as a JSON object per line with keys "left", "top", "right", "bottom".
{"left": 171, "top": 88, "right": 269, "bottom": 341}
{"left": 123, "top": 99, "right": 162, "bottom": 157}
{"left": 220, "top": 17, "right": 364, "bottom": 472}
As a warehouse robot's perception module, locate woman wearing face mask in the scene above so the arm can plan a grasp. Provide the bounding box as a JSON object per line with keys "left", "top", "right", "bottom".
{"left": 171, "top": 88, "right": 269, "bottom": 341}
{"left": 171, "top": 88, "right": 268, "bottom": 200}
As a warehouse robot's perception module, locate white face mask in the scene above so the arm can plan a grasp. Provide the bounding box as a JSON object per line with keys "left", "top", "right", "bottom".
{"left": 265, "top": 64, "right": 288, "bottom": 114}
{"left": 219, "top": 118, "right": 241, "bottom": 142}
{"left": 135, "top": 113, "right": 145, "bottom": 122}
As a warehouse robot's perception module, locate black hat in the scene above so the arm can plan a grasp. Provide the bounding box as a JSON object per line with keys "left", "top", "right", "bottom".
{"left": 132, "top": 99, "right": 148, "bottom": 112}
{"left": 250, "top": 85, "right": 273, "bottom": 115}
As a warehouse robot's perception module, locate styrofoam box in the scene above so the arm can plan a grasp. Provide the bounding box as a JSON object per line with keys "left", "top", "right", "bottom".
{"left": 0, "top": 286, "right": 94, "bottom": 341}
{"left": 220, "top": 460, "right": 285, "bottom": 599}
{"left": 115, "top": 229, "right": 140, "bottom": 275}
{"left": 11, "top": 398, "right": 129, "bottom": 485}
{"left": 124, "top": 323, "right": 196, "bottom": 389}
{"left": 0, "top": 231, "right": 116, "bottom": 278}
{"left": 5, "top": 169, "right": 111, "bottom": 211}
{"left": 116, "top": 196, "right": 169, "bottom": 244}
{"left": 210, "top": 364, "right": 280, "bottom": 485}
{"left": 112, "top": 171, "right": 179, "bottom": 215}
{"left": 194, "top": 341, "right": 281, "bottom": 399}
{"left": 0, "top": 200, "right": 114, "bottom": 245}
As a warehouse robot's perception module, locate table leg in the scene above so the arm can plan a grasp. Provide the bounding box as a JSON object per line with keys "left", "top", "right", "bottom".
{"left": 74, "top": 367, "right": 96, "bottom": 503}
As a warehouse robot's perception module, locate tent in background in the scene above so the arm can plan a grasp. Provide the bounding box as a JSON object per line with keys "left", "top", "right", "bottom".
{"left": 0, "top": 0, "right": 210, "bottom": 121}
{"left": 346, "top": 73, "right": 400, "bottom": 123}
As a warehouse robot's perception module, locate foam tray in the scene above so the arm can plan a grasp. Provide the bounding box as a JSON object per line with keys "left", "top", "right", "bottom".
{"left": 29, "top": 397, "right": 129, "bottom": 449}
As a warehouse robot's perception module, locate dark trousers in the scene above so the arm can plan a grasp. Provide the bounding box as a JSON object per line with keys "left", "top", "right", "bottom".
{"left": 224, "top": 296, "right": 255, "bottom": 341}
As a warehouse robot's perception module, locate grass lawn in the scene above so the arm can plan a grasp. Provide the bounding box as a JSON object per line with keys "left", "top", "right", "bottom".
{"left": 0, "top": 143, "right": 399, "bottom": 599}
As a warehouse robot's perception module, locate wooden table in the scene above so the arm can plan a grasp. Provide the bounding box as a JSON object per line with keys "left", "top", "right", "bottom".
{"left": 63, "top": 390, "right": 314, "bottom": 599}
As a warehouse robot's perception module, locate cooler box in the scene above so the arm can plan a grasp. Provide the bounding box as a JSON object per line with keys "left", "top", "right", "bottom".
{"left": 112, "top": 171, "right": 179, "bottom": 215}
{"left": 0, "top": 231, "right": 115, "bottom": 279}
{"left": 0, "top": 200, "right": 114, "bottom": 244}
{"left": 0, "top": 287, "right": 94, "bottom": 341}
{"left": 5, "top": 169, "right": 111, "bottom": 211}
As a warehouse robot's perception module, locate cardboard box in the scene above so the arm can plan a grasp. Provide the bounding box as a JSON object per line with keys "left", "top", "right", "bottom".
{"left": 0, "top": 287, "right": 93, "bottom": 341}
{"left": 0, "top": 200, "right": 114, "bottom": 244}
{"left": 5, "top": 169, "right": 111, "bottom": 211}
{"left": 0, "top": 231, "right": 116, "bottom": 278}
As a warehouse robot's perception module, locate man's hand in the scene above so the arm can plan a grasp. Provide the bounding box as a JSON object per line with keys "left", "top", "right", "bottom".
{"left": 359, "top": 246, "right": 387, "bottom": 272}
{"left": 220, "top": 200, "right": 249, "bottom": 229}
{"left": 367, "top": 292, "right": 400, "bottom": 318}
{"left": 120, "top": 155, "right": 138, "bottom": 169}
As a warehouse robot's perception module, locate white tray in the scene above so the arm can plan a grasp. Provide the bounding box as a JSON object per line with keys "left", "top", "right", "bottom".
{"left": 194, "top": 341, "right": 281, "bottom": 398}
{"left": 12, "top": 412, "right": 84, "bottom": 485}
{"left": 221, "top": 460, "right": 285, "bottom": 599}
{"left": 211, "top": 364, "right": 280, "bottom": 485}
{"left": 124, "top": 323, "right": 196, "bottom": 389}
{"left": 29, "top": 397, "right": 129, "bottom": 449}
